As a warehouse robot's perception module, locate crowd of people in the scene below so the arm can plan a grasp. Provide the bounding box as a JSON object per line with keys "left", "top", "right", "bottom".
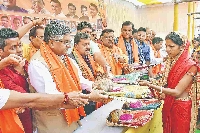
{"left": 0, "top": 17, "right": 199, "bottom": 133}
{"left": 0, "top": 0, "right": 106, "bottom": 31}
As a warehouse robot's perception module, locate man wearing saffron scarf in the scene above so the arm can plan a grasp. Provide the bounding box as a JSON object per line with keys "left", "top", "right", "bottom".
{"left": 28, "top": 21, "right": 107, "bottom": 133}
{"left": 115, "top": 21, "right": 139, "bottom": 64}
{"left": 0, "top": 28, "right": 33, "bottom": 133}
{"left": 76, "top": 21, "right": 110, "bottom": 73}
{"left": 23, "top": 25, "right": 44, "bottom": 61}
{"left": 0, "top": 54, "right": 89, "bottom": 133}
{"left": 70, "top": 32, "right": 97, "bottom": 81}
{"left": 99, "top": 29, "right": 128, "bottom": 75}
{"left": 150, "top": 37, "right": 164, "bottom": 76}
{"left": 69, "top": 32, "right": 99, "bottom": 115}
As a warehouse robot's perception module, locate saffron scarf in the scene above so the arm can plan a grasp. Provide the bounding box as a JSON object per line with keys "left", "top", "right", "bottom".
{"left": 99, "top": 43, "right": 127, "bottom": 75}
{"left": 40, "top": 43, "right": 85, "bottom": 125}
{"left": 117, "top": 35, "right": 139, "bottom": 63}
{"left": 162, "top": 43, "right": 197, "bottom": 133}
{"left": 72, "top": 49, "right": 103, "bottom": 109}
{"left": 72, "top": 49, "right": 96, "bottom": 81}
{"left": 0, "top": 82, "right": 24, "bottom": 133}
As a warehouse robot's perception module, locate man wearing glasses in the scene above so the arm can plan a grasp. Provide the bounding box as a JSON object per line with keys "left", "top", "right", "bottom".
{"left": 22, "top": 25, "right": 45, "bottom": 61}
{"left": 99, "top": 29, "right": 128, "bottom": 75}
{"left": 28, "top": 21, "right": 107, "bottom": 133}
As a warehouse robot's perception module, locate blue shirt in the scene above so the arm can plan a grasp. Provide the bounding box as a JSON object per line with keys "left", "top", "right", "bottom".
{"left": 135, "top": 40, "right": 150, "bottom": 64}
{"left": 115, "top": 37, "right": 134, "bottom": 64}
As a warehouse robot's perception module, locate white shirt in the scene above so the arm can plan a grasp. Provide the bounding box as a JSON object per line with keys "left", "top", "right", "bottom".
{"left": 150, "top": 46, "right": 163, "bottom": 65}
{"left": 28, "top": 57, "right": 93, "bottom": 94}
{"left": 90, "top": 40, "right": 100, "bottom": 55}
{"left": 0, "top": 89, "right": 10, "bottom": 109}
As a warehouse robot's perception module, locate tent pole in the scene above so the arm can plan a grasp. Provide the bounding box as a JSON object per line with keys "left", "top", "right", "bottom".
{"left": 173, "top": 2, "right": 179, "bottom": 31}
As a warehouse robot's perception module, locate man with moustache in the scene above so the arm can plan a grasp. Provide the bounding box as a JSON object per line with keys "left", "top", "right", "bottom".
{"left": 76, "top": 21, "right": 110, "bottom": 75}
{"left": 28, "top": 22, "right": 107, "bottom": 133}
{"left": 0, "top": 0, "right": 27, "bottom": 13}
{"left": 23, "top": 25, "right": 44, "bottom": 61}
{"left": 115, "top": 21, "right": 139, "bottom": 64}
{"left": 70, "top": 32, "right": 98, "bottom": 81}
{"left": 99, "top": 29, "right": 128, "bottom": 75}
{"left": 69, "top": 32, "right": 99, "bottom": 115}
{"left": 0, "top": 53, "right": 89, "bottom": 133}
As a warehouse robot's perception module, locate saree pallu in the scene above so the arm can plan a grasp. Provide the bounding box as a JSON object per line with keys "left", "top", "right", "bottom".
{"left": 171, "top": 100, "right": 192, "bottom": 133}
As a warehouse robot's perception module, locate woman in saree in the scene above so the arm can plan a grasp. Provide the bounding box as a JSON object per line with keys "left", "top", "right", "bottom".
{"left": 139, "top": 32, "right": 198, "bottom": 133}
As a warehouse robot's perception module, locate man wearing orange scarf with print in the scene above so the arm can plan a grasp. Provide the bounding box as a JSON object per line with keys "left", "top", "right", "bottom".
{"left": 115, "top": 21, "right": 139, "bottom": 64}
{"left": 76, "top": 21, "right": 110, "bottom": 74}
{"left": 28, "top": 21, "right": 107, "bottom": 133}
{"left": 99, "top": 29, "right": 128, "bottom": 75}
{"left": 70, "top": 32, "right": 97, "bottom": 81}
{"left": 69, "top": 32, "right": 105, "bottom": 115}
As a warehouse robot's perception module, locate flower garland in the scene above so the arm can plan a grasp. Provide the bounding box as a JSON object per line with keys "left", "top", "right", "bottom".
{"left": 152, "top": 52, "right": 182, "bottom": 87}
{"left": 72, "top": 49, "right": 95, "bottom": 81}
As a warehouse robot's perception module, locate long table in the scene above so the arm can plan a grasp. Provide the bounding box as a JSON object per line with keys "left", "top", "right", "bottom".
{"left": 74, "top": 99, "right": 163, "bottom": 133}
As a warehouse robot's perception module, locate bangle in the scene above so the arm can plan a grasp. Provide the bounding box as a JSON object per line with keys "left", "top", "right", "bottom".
{"left": 160, "top": 87, "right": 163, "bottom": 94}
{"left": 63, "top": 93, "right": 69, "bottom": 104}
